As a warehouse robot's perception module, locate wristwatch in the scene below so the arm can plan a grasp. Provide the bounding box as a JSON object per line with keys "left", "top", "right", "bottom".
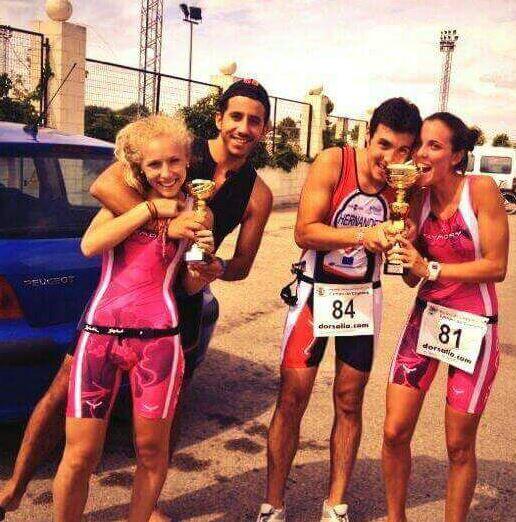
{"left": 427, "top": 260, "right": 441, "bottom": 281}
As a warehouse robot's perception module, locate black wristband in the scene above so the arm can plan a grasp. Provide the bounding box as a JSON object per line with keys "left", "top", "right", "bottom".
{"left": 215, "top": 256, "right": 228, "bottom": 274}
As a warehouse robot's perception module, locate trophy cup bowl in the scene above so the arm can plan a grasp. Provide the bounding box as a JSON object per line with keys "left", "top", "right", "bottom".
{"left": 384, "top": 162, "right": 421, "bottom": 275}
{"left": 184, "top": 179, "right": 216, "bottom": 263}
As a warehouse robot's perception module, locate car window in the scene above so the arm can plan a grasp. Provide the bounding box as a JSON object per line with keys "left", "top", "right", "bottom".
{"left": 0, "top": 154, "right": 113, "bottom": 239}
{"left": 480, "top": 156, "right": 512, "bottom": 175}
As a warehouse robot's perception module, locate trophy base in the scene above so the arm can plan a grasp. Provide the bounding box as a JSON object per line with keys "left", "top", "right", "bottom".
{"left": 384, "top": 262, "right": 405, "bottom": 276}
{"left": 184, "top": 244, "right": 207, "bottom": 263}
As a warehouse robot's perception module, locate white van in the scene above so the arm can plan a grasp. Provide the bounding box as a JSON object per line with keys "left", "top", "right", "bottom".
{"left": 466, "top": 146, "right": 515, "bottom": 213}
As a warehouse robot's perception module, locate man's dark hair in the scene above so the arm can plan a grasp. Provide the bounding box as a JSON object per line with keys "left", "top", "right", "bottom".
{"left": 369, "top": 97, "right": 422, "bottom": 139}
{"left": 217, "top": 79, "right": 271, "bottom": 123}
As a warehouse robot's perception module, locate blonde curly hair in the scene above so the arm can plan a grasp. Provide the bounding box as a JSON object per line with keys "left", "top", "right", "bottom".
{"left": 114, "top": 113, "right": 193, "bottom": 195}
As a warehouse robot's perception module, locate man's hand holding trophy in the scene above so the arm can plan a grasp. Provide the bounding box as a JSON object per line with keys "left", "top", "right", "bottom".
{"left": 383, "top": 161, "right": 421, "bottom": 275}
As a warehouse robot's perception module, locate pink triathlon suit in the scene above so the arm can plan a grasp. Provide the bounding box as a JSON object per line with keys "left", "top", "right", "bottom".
{"left": 67, "top": 206, "right": 191, "bottom": 421}
{"left": 389, "top": 177, "right": 499, "bottom": 414}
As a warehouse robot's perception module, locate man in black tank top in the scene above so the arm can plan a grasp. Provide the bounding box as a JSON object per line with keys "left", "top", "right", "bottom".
{"left": 0, "top": 80, "right": 273, "bottom": 521}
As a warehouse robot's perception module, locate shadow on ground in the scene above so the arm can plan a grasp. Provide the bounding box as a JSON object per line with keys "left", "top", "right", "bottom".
{"left": 82, "top": 456, "right": 515, "bottom": 521}
{"left": 0, "top": 346, "right": 279, "bottom": 481}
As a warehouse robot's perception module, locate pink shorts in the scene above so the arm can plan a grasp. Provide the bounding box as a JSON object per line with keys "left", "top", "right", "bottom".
{"left": 388, "top": 305, "right": 499, "bottom": 414}
{"left": 67, "top": 330, "right": 184, "bottom": 420}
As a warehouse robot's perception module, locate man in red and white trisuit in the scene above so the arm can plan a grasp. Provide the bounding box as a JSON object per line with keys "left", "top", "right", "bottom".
{"left": 256, "top": 98, "right": 422, "bottom": 522}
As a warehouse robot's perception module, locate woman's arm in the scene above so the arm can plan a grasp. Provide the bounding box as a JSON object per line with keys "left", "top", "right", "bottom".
{"left": 391, "top": 177, "right": 509, "bottom": 284}
{"left": 81, "top": 203, "right": 151, "bottom": 257}
{"left": 401, "top": 189, "right": 425, "bottom": 287}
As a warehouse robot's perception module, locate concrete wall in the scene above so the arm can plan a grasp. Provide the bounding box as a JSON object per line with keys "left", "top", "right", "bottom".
{"left": 257, "top": 161, "right": 309, "bottom": 209}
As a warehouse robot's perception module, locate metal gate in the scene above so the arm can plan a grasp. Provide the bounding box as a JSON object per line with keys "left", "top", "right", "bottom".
{"left": 0, "top": 25, "right": 50, "bottom": 123}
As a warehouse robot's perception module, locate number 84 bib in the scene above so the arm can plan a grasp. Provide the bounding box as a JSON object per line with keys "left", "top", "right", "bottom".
{"left": 416, "top": 302, "right": 489, "bottom": 374}
{"left": 313, "top": 282, "right": 374, "bottom": 337}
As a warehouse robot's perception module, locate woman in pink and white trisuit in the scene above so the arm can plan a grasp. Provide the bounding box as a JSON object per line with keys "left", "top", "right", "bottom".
{"left": 53, "top": 114, "right": 213, "bottom": 522}
{"left": 382, "top": 113, "right": 509, "bottom": 522}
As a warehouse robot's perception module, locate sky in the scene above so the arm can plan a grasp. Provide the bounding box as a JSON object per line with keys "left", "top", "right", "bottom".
{"left": 3, "top": 0, "right": 515, "bottom": 139}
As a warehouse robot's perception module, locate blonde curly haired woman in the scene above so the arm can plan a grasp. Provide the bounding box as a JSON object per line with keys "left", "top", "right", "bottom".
{"left": 53, "top": 114, "right": 213, "bottom": 522}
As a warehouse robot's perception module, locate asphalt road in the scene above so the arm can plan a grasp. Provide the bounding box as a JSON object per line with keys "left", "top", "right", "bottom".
{"left": 0, "top": 210, "right": 514, "bottom": 521}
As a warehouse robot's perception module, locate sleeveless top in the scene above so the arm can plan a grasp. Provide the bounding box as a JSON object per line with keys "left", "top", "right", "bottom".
{"left": 84, "top": 210, "right": 191, "bottom": 330}
{"left": 301, "top": 146, "right": 394, "bottom": 285}
{"left": 417, "top": 177, "right": 498, "bottom": 316}
{"left": 177, "top": 138, "right": 258, "bottom": 347}
{"left": 188, "top": 138, "right": 257, "bottom": 249}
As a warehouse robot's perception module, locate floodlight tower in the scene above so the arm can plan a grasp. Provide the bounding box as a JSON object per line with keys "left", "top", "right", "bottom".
{"left": 139, "top": 0, "right": 164, "bottom": 113}
{"left": 179, "top": 4, "right": 202, "bottom": 107}
{"left": 438, "top": 29, "right": 459, "bottom": 111}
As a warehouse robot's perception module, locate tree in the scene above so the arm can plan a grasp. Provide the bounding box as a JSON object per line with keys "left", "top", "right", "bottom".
{"left": 492, "top": 133, "right": 510, "bottom": 147}
{"left": 84, "top": 92, "right": 303, "bottom": 171}
{"left": 180, "top": 92, "right": 219, "bottom": 140}
{"left": 0, "top": 73, "right": 40, "bottom": 125}
{"left": 0, "top": 61, "right": 52, "bottom": 126}
{"left": 277, "top": 116, "right": 299, "bottom": 141}
{"left": 84, "top": 103, "right": 149, "bottom": 142}
{"left": 350, "top": 124, "right": 360, "bottom": 143}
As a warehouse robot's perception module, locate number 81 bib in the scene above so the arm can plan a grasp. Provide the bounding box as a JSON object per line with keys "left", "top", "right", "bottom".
{"left": 313, "top": 282, "right": 374, "bottom": 337}
{"left": 416, "top": 302, "right": 489, "bottom": 374}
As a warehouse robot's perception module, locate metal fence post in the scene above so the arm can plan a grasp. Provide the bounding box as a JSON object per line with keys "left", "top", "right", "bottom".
{"left": 155, "top": 72, "right": 161, "bottom": 113}
{"left": 306, "top": 104, "right": 313, "bottom": 157}
{"left": 272, "top": 97, "right": 278, "bottom": 156}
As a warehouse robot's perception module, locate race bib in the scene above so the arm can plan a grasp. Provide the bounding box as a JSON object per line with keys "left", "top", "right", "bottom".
{"left": 313, "top": 282, "right": 374, "bottom": 337}
{"left": 417, "top": 302, "right": 489, "bottom": 374}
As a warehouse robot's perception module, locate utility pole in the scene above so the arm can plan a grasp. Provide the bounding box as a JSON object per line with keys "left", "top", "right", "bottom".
{"left": 438, "top": 29, "right": 459, "bottom": 111}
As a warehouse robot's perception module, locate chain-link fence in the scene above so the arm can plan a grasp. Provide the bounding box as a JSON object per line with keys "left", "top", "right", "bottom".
{"left": 85, "top": 59, "right": 313, "bottom": 156}
{"left": 85, "top": 58, "right": 220, "bottom": 114}
{"left": 326, "top": 115, "right": 368, "bottom": 148}
{"left": 269, "top": 96, "right": 312, "bottom": 157}
{"left": 0, "top": 25, "right": 49, "bottom": 121}
{"left": 84, "top": 58, "right": 221, "bottom": 141}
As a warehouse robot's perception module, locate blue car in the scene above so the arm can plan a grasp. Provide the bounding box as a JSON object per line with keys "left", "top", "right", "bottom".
{"left": 0, "top": 121, "right": 113, "bottom": 422}
{"left": 0, "top": 122, "right": 218, "bottom": 422}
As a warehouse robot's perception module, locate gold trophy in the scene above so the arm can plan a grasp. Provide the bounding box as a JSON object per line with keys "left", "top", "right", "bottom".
{"left": 384, "top": 161, "right": 421, "bottom": 275}
{"left": 184, "top": 179, "right": 216, "bottom": 263}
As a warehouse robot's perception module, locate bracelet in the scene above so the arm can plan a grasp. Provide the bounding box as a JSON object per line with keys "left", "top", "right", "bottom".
{"left": 215, "top": 256, "right": 228, "bottom": 274}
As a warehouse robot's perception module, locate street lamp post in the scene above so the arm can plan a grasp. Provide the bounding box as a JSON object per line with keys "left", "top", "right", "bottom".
{"left": 179, "top": 3, "right": 202, "bottom": 107}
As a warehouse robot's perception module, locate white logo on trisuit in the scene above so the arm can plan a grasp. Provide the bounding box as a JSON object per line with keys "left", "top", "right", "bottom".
{"left": 313, "top": 282, "right": 374, "bottom": 337}
{"left": 324, "top": 193, "right": 386, "bottom": 279}
{"left": 416, "top": 302, "right": 489, "bottom": 374}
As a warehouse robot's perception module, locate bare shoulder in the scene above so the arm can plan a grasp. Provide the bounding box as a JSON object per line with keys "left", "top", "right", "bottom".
{"left": 247, "top": 174, "right": 273, "bottom": 219}
{"left": 312, "top": 147, "right": 342, "bottom": 173}
{"left": 470, "top": 174, "right": 499, "bottom": 194}
{"left": 469, "top": 175, "right": 504, "bottom": 211}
